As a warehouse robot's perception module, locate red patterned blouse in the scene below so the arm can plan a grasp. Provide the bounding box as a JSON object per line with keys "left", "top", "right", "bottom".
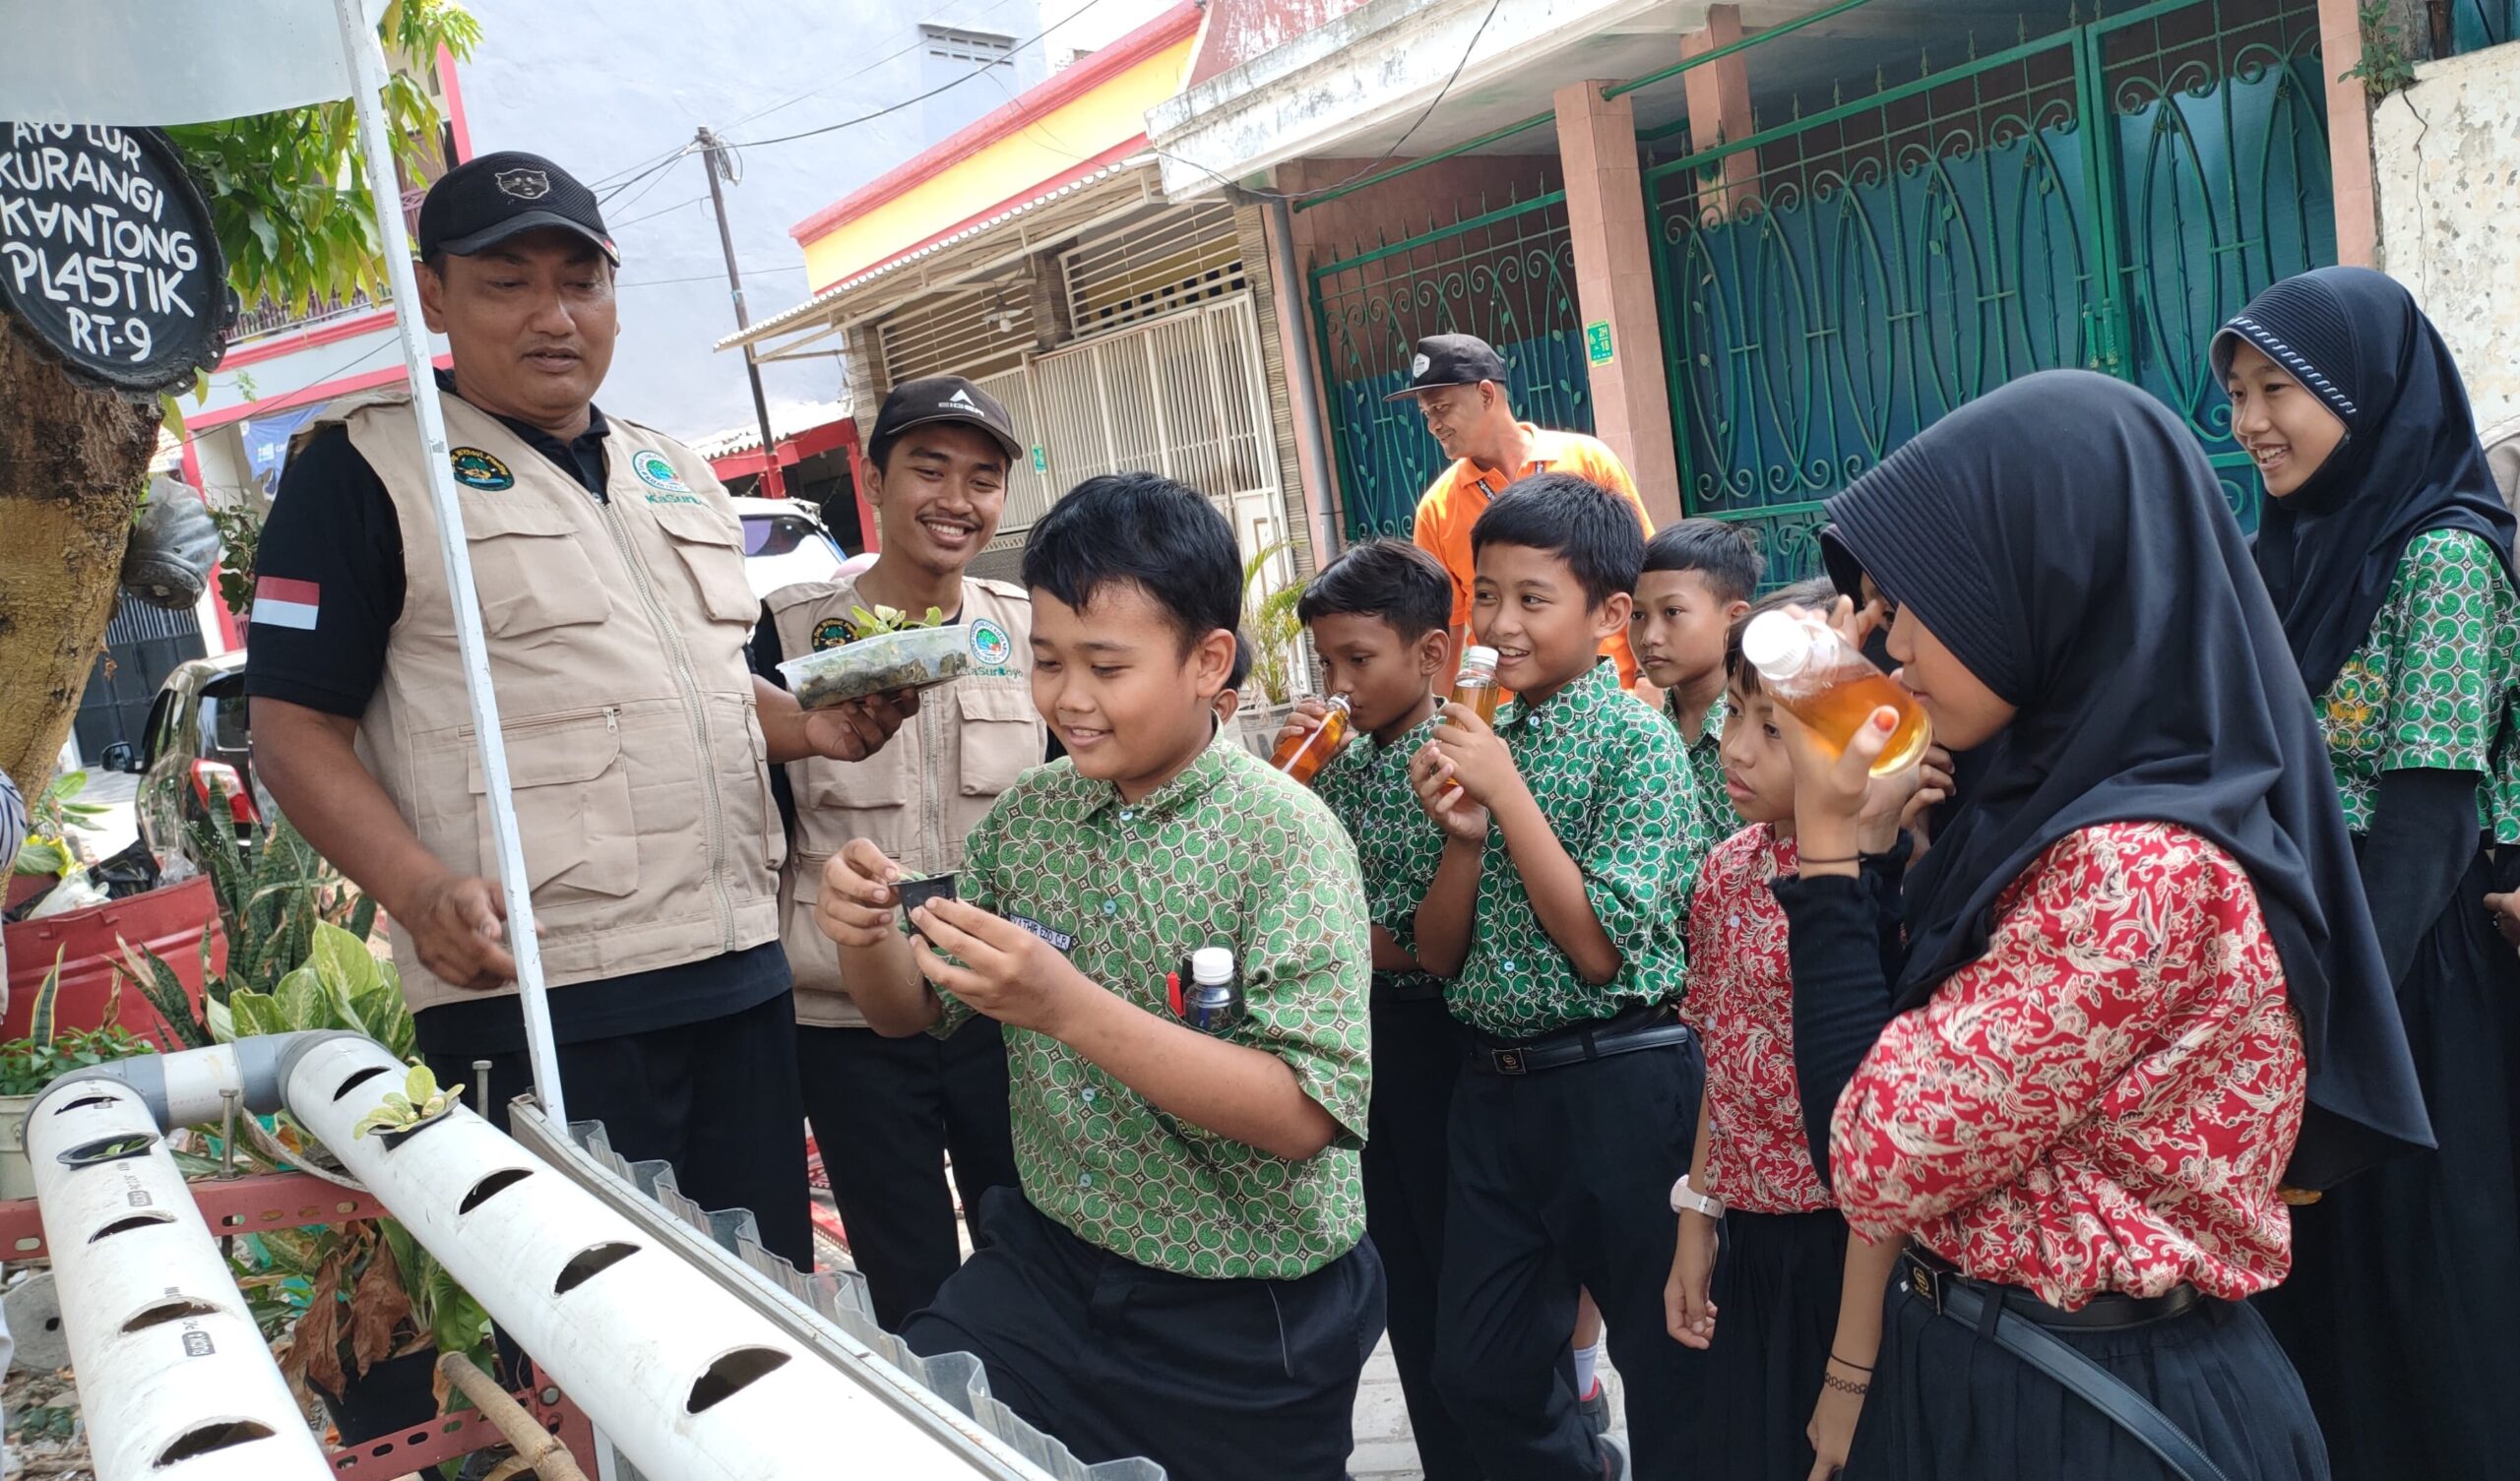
{"left": 1828, "top": 822, "right": 2305, "bottom": 1308}
{"left": 1682, "top": 824, "right": 1834, "bottom": 1214}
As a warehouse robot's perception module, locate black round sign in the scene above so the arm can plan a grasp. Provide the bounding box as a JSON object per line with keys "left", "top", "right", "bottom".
{"left": 0, "top": 123, "right": 233, "bottom": 394}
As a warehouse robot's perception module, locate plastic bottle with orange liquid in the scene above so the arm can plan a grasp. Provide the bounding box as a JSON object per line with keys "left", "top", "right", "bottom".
{"left": 1272, "top": 693, "right": 1354, "bottom": 785}
{"left": 1737, "top": 610, "right": 1931, "bottom": 775}
{"left": 1447, "top": 646, "right": 1501, "bottom": 726}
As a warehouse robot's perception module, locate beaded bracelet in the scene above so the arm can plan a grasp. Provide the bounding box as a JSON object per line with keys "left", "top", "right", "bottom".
{"left": 1821, "top": 1371, "right": 1870, "bottom": 1398}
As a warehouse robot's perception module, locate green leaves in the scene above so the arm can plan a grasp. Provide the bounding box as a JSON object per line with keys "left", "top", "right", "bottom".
{"left": 159, "top": 0, "right": 482, "bottom": 345}
{"left": 848, "top": 603, "right": 948, "bottom": 636}
{"left": 349, "top": 1064, "right": 460, "bottom": 1141}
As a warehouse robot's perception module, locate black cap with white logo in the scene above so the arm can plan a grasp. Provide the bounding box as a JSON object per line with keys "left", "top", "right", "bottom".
{"left": 1382, "top": 333, "right": 1510, "bottom": 401}
{"left": 868, "top": 376, "right": 1025, "bottom": 465}
{"left": 417, "top": 151, "right": 618, "bottom": 266}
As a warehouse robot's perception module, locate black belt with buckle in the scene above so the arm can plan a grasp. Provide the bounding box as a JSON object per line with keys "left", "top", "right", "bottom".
{"left": 1898, "top": 1246, "right": 2229, "bottom": 1481}
{"left": 1469, "top": 1005, "right": 1691, "bottom": 1076}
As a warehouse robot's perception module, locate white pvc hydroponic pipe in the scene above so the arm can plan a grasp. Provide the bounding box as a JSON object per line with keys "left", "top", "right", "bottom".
{"left": 277, "top": 1032, "right": 1023, "bottom": 1479}
{"left": 23, "top": 1077, "right": 332, "bottom": 1481}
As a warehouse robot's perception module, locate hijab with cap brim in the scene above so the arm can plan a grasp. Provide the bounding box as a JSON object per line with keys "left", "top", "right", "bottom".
{"left": 1824, "top": 369, "right": 2430, "bottom": 1190}
{"left": 2213, "top": 266, "right": 2516, "bottom": 698}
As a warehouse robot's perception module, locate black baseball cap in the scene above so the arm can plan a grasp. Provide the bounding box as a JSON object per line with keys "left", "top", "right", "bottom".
{"left": 1383, "top": 333, "right": 1509, "bottom": 401}
{"left": 417, "top": 151, "right": 618, "bottom": 266}
{"left": 868, "top": 376, "right": 1024, "bottom": 465}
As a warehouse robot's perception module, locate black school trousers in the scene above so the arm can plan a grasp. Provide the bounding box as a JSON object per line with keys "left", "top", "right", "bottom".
{"left": 423, "top": 989, "right": 812, "bottom": 1270}
{"left": 1364, "top": 991, "right": 1484, "bottom": 1481}
{"left": 904, "top": 1187, "right": 1387, "bottom": 1481}
{"left": 796, "top": 1018, "right": 1022, "bottom": 1330}
{"left": 1436, "top": 1032, "right": 1706, "bottom": 1481}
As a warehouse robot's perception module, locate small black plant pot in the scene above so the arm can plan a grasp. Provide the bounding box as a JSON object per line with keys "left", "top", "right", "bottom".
{"left": 897, "top": 871, "right": 959, "bottom": 926}
{"left": 312, "top": 1345, "right": 441, "bottom": 1444}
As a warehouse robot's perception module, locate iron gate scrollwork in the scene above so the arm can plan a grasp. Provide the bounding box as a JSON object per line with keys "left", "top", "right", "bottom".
{"left": 1309, "top": 191, "right": 1594, "bottom": 540}
{"left": 1649, "top": 0, "right": 2332, "bottom": 583}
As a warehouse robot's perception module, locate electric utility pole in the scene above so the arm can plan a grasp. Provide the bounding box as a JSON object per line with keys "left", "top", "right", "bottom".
{"left": 698, "top": 125, "right": 785, "bottom": 498}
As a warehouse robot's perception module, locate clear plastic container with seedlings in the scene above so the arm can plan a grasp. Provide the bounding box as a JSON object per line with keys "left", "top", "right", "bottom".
{"left": 779, "top": 604, "right": 1009, "bottom": 710}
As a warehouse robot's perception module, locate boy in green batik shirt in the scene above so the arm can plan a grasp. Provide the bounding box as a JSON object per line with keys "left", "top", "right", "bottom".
{"left": 1279, "top": 537, "right": 1482, "bottom": 1481}
{"left": 814, "top": 474, "right": 1381, "bottom": 1481}
{"left": 1631, "top": 520, "right": 1761, "bottom": 839}
{"left": 1410, "top": 474, "right": 1712, "bottom": 1481}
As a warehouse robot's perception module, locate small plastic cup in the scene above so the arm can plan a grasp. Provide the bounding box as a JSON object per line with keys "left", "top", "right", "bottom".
{"left": 896, "top": 871, "right": 959, "bottom": 926}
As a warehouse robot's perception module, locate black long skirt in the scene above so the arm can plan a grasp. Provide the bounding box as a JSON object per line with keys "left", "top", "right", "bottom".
{"left": 1845, "top": 1279, "right": 2327, "bottom": 1481}
{"left": 2256, "top": 845, "right": 2520, "bottom": 1478}
{"left": 1701, "top": 1208, "right": 1848, "bottom": 1481}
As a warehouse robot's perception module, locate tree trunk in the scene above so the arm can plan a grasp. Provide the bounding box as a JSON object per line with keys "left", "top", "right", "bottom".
{"left": 0, "top": 325, "right": 161, "bottom": 797}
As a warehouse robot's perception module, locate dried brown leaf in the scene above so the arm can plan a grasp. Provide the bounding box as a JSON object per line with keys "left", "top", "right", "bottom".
{"left": 295, "top": 1251, "right": 347, "bottom": 1395}
{"left": 346, "top": 1234, "right": 412, "bottom": 1377}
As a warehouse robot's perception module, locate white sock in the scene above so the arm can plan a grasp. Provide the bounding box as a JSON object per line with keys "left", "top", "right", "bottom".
{"left": 1573, "top": 1339, "right": 1604, "bottom": 1397}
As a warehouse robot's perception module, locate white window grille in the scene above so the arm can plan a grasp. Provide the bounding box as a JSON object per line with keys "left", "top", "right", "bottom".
{"left": 1060, "top": 202, "right": 1246, "bottom": 338}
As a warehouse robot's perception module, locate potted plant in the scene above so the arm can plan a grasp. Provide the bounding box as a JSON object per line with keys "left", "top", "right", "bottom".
{"left": 0, "top": 949, "right": 159, "bottom": 1198}
{"left": 1237, "top": 540, "right": 1312, "bottom": 758}
{"left": 6, "top": 768, "right": 225, "bottom": 1047}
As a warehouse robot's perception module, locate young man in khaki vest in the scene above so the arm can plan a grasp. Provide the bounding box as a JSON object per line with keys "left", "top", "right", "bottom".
{"left": 756, "top": 376, "right": 1041, "bottom": 1328}
{"left": 245, "top": 153, "right": 907, "bottom": 1270}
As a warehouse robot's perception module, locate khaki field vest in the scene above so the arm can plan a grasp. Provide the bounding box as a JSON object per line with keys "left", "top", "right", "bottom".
{"left": 770, "top": 575, "right": 1040, "bottom": 1027}
{"left": 312, "top": 387, "right": 784, "bottom": 1017}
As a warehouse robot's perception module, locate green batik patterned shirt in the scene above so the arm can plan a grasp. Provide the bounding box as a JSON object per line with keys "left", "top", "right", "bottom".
{"left": 1668, "top": 689, "right": 1737, "bottom": 837}
{"left": 1311, "top": 708, "right": 1448, "bottom": 1002}
{"left": 2319, "top": 528, "right": 2520, "bottom": 842}
{"left": 935, "top": 736, "right": 1372, "bottom": 1279}
{"left": 1452, "top": 660, "right": 1707, "bottom": 1038}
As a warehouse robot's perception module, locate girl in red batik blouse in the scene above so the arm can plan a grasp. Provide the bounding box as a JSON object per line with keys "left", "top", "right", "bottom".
{"left": 1665, "top": 579, "right": 1950, "bottom": 1481}
{"left": 1767, "top": 372, "right": 2430, "bottom": 1481}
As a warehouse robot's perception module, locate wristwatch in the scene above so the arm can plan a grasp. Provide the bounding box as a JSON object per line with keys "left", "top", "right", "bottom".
{"left": 1670, "top": 1175, "right": 1725, "bottom": 1219}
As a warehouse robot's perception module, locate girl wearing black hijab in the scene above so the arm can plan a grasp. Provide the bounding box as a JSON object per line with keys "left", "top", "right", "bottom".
{"left": 2212, "top": 266, "right": 2520, "bottom": 1480}
{"left": 1774, "top": 370, "right": 2428, "bottom": 1481}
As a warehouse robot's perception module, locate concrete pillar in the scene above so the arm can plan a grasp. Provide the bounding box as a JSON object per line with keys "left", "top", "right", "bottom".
{"left": 1680, "top": 4, "right": 1759, "bottom": 223}
{"left": 1553, "top": 79, "right": 1683, "bottom": 525}
{"left": 2319, "top": 0, "right": 2378, "bottom": 267}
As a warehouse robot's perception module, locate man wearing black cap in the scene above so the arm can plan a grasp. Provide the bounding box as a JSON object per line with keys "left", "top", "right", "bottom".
{"left": 1393, "top": 333, "right": 1655, "bottom": 689}
{"left": 752, "top": 376, "right": 1040, "bottom": 1327}
{"left": 246, "top": 151, "right": 904, "bottom": 1275}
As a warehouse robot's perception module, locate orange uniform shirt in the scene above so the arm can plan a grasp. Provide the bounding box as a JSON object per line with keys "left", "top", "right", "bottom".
{"left": 1411, "top": 425, "right": 1654, "bottom": 688}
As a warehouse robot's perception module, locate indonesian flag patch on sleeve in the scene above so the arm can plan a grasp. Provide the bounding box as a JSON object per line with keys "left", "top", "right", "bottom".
{"left": 252, "top": 576, "right": 321, "bottom": 631}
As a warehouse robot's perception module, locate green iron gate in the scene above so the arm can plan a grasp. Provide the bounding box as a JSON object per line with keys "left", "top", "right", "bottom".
{"left": 1310, "top": 190, "right": 1593, "bottom": 539}
{"left": 1648, "top": 0, "right": 2334, "bottom": 580}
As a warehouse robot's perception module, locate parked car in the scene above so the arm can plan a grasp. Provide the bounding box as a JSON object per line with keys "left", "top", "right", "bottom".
{"left": 733, "top": 495, "right": 852, "bottom": 599}
{"left": 105, "top": 651, "right": 265, "bottom": 871}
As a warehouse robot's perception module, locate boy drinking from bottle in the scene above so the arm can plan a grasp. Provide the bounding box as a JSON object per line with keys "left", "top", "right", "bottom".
{"left": 1281, "top": 537, "right": 1480, "bottom": 1479}
{"left": 1410, "top": 473, "right": 1712, "bottom": 1480}
{"left": 812, "top": 473, "right": 1382, "bottom": 1481}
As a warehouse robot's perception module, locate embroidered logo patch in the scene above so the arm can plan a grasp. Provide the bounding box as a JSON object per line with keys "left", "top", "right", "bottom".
{"left": 968, "top": 617, "right": 1011, "bottom": 669}
{"left": 450, "top": 448, "right": 514, "bottom": 490}
{"left": 631, "top": 449, "right": 691, "bottom": 493}
{"left": 1412, "top": 352, "right": 1431, "bottom": 378}
{"left": 811, "top": 617, "right": 855, "bottom": 650}
{"left": 1009, "top": 915, "right": 1076, "bottom": 955}
{"left": 494, "top": 167, "right": 551, "bottom": 201}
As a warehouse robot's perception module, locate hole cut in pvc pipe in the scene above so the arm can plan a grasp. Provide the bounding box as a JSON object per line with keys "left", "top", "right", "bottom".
{"left": 58, "top": 1132, "right": 158, "bottom": 1167}
{"left": 552, "top": 1241, "right": 639, "bottom": 1295}
{"left": 50, "top": 1093, "right": 120, "bottom": 1114}
{"left": 123, "top": 1297, "right": 222, "bottom": 1333}
{"left": 156, "top": 1419, "right": 276, "bottom": 1465}
{"left": 334, "top": 1066, "right": 392, "bottom": 1101}
{"left": 685, "top": 1347, "right": 791, "bottom": 1414}
{"left": 459, "top": 1167, "right": 533, "bottom": 1215}
{"left": 91, "top": 1211, "right": 177, "bottom": 1242}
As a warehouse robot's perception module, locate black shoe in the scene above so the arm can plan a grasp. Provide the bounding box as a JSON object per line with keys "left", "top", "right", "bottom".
{"left": 1579, "top": 1380, "right": 1611, "bottom": 1437}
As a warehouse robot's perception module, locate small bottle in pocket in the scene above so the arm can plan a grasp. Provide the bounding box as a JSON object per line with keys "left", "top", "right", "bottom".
{"left": 1171, "top": 946, "right": 1245, "bottom": 1035}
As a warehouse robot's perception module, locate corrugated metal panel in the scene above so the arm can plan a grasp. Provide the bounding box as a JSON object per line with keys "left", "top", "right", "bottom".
{"left": 878, "top": 280, "right": 1033, "bottom": 386}
{"left": 975, "top": 363, "right": 1055, "bottom": 534}
{"left": 1061, "top": 202, "right": 1245, "bottom": 339}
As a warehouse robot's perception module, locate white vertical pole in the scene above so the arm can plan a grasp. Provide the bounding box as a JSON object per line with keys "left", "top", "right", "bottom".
{"left": 329, "top": 0, "right": 566, "bottom": 1128}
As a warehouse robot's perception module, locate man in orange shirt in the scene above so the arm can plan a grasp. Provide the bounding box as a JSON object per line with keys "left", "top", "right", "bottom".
{"left": 1395, "top": 334, "right": 1655, "bottom": 689}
